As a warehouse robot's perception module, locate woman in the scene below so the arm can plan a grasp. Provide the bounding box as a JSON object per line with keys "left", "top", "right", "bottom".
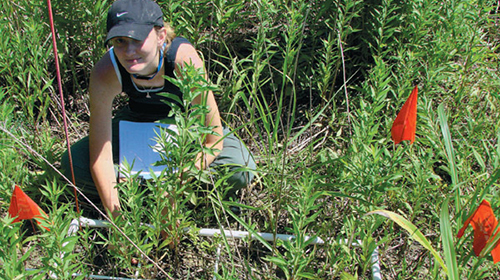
{"left": 61, "top": 0, "right": 255, "bottom": 217}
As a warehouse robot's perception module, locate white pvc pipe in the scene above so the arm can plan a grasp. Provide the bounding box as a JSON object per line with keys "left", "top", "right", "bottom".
{"left": 338, "top": 239, "right": 382, "bottom": 280}
{"left": 372, "top": 247, "right": 382, "bottom": 280}
{"left": 64, "top": 217, "right": 382, "bottom": 280}
{"left": 197, "top": 228, "right": 325, "bottom": 244}
{"left": 26, "top": 269, "right": 152, "bottom": 280}
{"left": 213, "top": 244, "right": 222, "bottom": 280}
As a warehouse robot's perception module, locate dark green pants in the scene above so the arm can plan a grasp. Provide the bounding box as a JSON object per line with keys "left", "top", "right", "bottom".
{"left": 60, "top": 106, "right": 255, "bottom": 199}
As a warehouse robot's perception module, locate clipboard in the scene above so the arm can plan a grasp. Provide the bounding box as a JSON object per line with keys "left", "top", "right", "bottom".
{"left": 118, "top": 120, "right": 178, "bottom": 179}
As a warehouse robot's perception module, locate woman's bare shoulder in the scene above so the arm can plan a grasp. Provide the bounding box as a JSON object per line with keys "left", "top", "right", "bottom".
{"left": 90, "top": 51, "right": 121, "bottom": 96}
{"left": 175, "top": 42, "right": 204, "bottom": 68}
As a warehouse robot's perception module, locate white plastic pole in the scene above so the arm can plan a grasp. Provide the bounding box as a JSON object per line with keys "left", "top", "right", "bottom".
{"left": 213, "top": 244, "right": 222, "bottom": 280}
{"left": 197, "top": 228, "right": 325, "bottom": 244}
{"left": 26, "top": 269, "right": 152, "bottom": 280}
{"left": 64, "top": 217, "right": 382, "bottom": 280}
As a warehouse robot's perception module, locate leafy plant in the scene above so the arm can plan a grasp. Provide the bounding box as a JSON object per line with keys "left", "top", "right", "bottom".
{"left": 1, "top": 0, "right": 500, "bottom": 278}
{"left": 0, "top": 216, "right": 43, "bottom": 279}
{"left": 264, "top": 171, "right": 328, "bottom": 279}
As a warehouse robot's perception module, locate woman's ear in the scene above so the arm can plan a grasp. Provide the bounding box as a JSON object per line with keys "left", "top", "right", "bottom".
{"left": 156, "top": 27, "right": 168, "bottom": 46}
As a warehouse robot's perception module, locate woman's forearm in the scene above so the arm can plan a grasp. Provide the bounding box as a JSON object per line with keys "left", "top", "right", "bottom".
{"left": 194, "top": 149, "right": 220, "bottom": 170}
{"left": 89, "top": 120, "right": 121, "bottom": 217}
{"left": 195, "top": 121, "right": 223, "bottom": 170}
{"left": 90, "top": 147, "right": 121, "bottom": 217}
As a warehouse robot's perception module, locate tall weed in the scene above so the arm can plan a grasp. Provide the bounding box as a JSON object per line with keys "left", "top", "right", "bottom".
{"left": 0, "top": 0, "right": 499, "bottom": 278}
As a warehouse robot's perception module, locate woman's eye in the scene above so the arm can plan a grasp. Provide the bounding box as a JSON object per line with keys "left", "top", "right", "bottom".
{"left": 112, "top": 38, "right": 125, "bottom": 46}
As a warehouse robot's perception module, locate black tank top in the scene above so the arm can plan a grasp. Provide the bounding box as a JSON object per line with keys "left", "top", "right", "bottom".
{"left": 110, "top": 37, "right": 191, "bottom": 119}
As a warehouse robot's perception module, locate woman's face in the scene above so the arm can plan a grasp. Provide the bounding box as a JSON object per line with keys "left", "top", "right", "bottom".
{"left": 110, "top": 28, "right": 165, "bottom": 76}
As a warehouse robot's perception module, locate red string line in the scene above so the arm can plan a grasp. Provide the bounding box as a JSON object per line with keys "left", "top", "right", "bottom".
{"left": 46, "top": 0, "right": 80, "bottom": 214}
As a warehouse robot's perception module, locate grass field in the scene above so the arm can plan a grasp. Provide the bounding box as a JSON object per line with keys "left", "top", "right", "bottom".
{"left": 1, "top": 0, "right": 500, "bottom": 279}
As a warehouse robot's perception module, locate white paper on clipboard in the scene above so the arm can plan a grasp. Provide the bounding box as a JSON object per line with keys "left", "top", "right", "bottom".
{"left": 118, "top": 121, "right": 178, "bottom": 179}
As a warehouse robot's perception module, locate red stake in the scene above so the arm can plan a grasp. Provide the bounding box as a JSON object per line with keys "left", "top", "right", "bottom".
{"left": 46, "top": 0, "right": 80, "bottom": 214}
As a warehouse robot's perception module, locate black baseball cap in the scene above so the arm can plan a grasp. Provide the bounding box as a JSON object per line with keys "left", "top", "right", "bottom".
{"left": 105, "top": 0, "right": 164, "bottom": 44}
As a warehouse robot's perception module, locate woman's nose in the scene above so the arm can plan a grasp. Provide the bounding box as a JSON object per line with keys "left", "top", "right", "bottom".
{"left": 124, "top": 41, "right": 137, "bottom": 55}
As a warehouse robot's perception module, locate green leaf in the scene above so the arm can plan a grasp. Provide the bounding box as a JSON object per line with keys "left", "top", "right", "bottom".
{"left": 340, "top": 271, "right": 358, "bottom": 280}
{"left": 366, "top": 209, "right": 448, "bottom": 274}
{"left": 158, "top": 92, "right": 184, "bottom": 105}
{"left": 440, "top": 199, "right": 459, "bottom": 279}
{"left": 438, "top": 104, "right": 460, "bottom": 211}
{"left": 265, "top": 256, "right": 287, "bottom": 266}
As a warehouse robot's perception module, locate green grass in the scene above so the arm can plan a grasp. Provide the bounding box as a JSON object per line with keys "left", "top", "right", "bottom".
{"left": 0, "top": 0, "right": 500, "bottom": 278}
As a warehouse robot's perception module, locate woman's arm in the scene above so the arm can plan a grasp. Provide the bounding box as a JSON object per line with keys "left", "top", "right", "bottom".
{"left": 88, "top": 53, "right": 122, "bottom": 216}
{"left": 175, "top": 43, "right": 224, "bottom": 170}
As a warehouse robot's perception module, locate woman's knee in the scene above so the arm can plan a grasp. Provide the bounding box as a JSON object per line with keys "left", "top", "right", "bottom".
{"left": 59, "top": 137, "right": 94, "bottom": 186}
{"left": 224, "top": 168, "right": 254, "bottom": 192}
{"left": 60, "top": 150, "right": 71, "bottom": 177}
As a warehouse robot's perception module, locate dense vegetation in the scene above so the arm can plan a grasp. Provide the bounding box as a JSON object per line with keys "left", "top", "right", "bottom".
{"left": 1, "top": 0, "right": 499, "bottom": 279}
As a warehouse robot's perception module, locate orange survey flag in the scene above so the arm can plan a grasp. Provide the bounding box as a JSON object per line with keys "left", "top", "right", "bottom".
{"left": 8, "top": 185, "right": 49, "bottom": 231}
{"left": 391, "top": 85, "right": 418, "bottom": 144}
{"left": 457, "top": 200, "right": 500, "bottom": 263}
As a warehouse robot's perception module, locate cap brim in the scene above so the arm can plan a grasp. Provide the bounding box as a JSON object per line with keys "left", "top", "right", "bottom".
{"left": 105, "top": 23, "right": 154, "bottom": 44}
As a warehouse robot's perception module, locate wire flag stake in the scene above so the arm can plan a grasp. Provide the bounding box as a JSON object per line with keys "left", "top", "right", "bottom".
{"left": 46, "top": 0, "right": 80, "bottom": 214}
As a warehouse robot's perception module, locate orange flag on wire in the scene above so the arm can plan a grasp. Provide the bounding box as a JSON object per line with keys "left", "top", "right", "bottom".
{"left": 8, "top": 185, "right": 49, "bottom": 231}
{"left": 457, "top": 200, "right": 500, "bottom": 263}
{"left": 391, "top": 85, "right": 418, "bottom": 144}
